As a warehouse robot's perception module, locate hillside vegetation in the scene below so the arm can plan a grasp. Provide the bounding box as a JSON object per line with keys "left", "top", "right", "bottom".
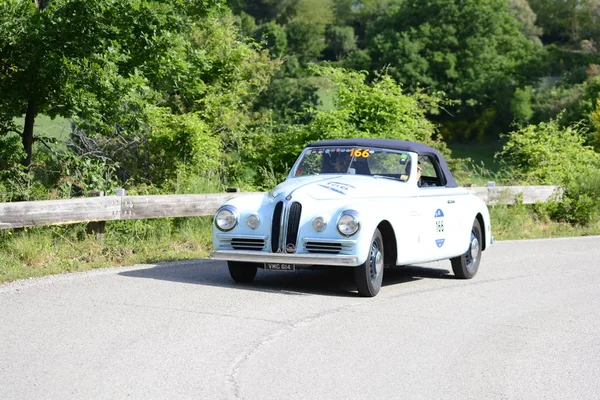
{"left": 1, "top": 0, "right": 599, "bottom": 282}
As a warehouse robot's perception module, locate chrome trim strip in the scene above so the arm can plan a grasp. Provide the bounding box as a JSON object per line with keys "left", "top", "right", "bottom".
{"left": 301, "top": 238, "right": 357, "bottom": 245}
{"left": 278, "top": 201, "right": 288, "bottom": 252}
{"left": 210, "top": 250, "right": 359, "bottom": 266}
{"left": 217, "top": 234, "right": 268, "bottom": 240}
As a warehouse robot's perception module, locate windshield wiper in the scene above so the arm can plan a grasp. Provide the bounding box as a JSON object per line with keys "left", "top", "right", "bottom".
{"left": 373, "top": 175, "right": 401, "bottom": 181}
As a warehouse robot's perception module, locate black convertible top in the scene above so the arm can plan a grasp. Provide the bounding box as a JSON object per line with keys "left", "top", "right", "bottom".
{"left": 308, "top": 138, "right": 458, "bottom": 187}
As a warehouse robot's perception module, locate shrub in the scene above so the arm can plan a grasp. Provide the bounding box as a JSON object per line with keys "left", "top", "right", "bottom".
{"left": 498, "top": 117, "right": 600, "bottom": 185}
{"left": 545, "top": 170, "right": 600, "bottom": 225}
{"left": 141, "top": 108, "right": 222, "bottom": 185}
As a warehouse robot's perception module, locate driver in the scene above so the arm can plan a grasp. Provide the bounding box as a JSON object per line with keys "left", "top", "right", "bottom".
{"left": 334, "top": 155, "right": 351, "bottom": 173}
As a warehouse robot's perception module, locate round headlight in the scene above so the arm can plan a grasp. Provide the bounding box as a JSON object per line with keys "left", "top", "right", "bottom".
{"left": 312, "top": 217, "right": 327, "bottom": 232}
{"left": 215, "top": 206, "right": 238, "bottom": 232}
{"left": 246, "top": 214, "right": 260, "bottom": 229}
{"left": 337, "top": 211, "right": 360, "bottom": 237}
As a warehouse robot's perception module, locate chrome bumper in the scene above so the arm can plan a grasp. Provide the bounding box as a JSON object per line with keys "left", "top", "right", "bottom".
{"left": 210, "top": 250, "right": 360, "bottom": 267}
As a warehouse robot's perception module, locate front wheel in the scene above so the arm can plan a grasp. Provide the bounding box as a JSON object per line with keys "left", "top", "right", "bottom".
{"left": 451, "top": 218, "right": 482, "bottom": 279}
{"left": 354, "top": 229, "right": 385, "bottom": 297}
{"left": 228, "top": 261, "right": 258, "bottom": 283}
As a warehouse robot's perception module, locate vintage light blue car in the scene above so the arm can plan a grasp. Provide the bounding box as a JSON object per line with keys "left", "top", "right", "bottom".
{"left": 211, "top": 138, "right": 492, "bottom": 297}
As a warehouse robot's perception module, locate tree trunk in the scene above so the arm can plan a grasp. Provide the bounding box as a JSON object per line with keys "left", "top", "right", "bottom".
{"left": 22, "top": 99, "right": 37, "bottom": 167}
{"left": 21, "top": 0, "right": 46, "bottom": 167}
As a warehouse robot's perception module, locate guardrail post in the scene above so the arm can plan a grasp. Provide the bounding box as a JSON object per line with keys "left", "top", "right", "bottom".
{"left": 86, "top": 191, "right": 106, "bottom": 238}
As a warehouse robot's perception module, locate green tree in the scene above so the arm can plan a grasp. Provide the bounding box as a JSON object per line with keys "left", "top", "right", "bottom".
{"left": 365, "top": 0, "right": 542, "bottom": 139}
{"left": 68, "top": 14, "right": 277, "bottom": 185}
{"left": 509, "top": 0, "right": 543, "bottom": 44}
{"left": 511, "top": 86, "right": 534, "bottom": 124}
{"left": 0, "top": 0, "right": 221, "bottom": 167}
{"left": 529, "top": 0, "right": 600, "bottom": 44}
{"left": 531, "top": 75, "right": 600, "bottom": 147}
{"left": 254, "top": 22, "right": 288, "bottom": 58}
{"left": 256, "top": 66, "right": 449, "bottom": 176}
{"left": 285, "top": 21, "right": 327, "bottom": 65}
{"left": 325, "top": 26, "right": 357, "bottom": 60}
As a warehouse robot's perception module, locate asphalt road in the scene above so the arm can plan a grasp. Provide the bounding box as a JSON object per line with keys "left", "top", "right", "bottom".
{"left": 1, "top": 236, "right": 600, "bottom": 399}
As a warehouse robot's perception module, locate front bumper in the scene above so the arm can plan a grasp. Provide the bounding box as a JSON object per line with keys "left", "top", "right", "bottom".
{"left": 210, "top": 250, "right": 360, "bottom": 267}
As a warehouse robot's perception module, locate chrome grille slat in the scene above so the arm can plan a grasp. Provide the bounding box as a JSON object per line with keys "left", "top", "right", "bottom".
{"left": 304, "top": 239, "right": 355, "bottom": 254}
{"left": 217, "top": 234, "right": 267, "bottom": 251}
{"left": 305, "top": 241, "right": 343, "bottom": 254}
{"left": 271, "top": 201, "right": 283, "bottom": 252}
{"left": 231, "top": 238, "right": 266, "bottom": 251}
{"left": 285, "top": 202, "right": 302, "bottom": 252}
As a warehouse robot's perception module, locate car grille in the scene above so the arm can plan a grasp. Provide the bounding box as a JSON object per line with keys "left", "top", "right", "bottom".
{"left": 231, "top": 238, "right": 266, "bottom": 251}
{"left": 285, "top": 202, "right": 302, "bottom": 252}
{"left": 271, "top": 201, "right": 283, "bottom": 252}
{"left": 305, "top": 241, "right": 342, "bottom": 254}
{"left": 271, "top": 201, "right": 302, "bottom": 253}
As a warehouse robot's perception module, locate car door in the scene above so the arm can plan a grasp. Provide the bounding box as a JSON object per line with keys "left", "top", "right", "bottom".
{"left": 417, "top": 156, "right": 461, "bottom": 260}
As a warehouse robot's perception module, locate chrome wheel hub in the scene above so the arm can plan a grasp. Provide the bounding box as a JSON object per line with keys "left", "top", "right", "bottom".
{"left": 469, "top": 237, "right": 480, "bottom": 260}
{"left": 370, "top": 242, "right": 384, "bottom": 282}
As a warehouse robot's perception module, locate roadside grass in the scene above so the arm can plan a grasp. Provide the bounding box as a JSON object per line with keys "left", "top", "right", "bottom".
{"left": 0, "top": 174, "right": 224, "bottom": 284}
{"left": 490, "top": 204, "right": 600, "bottom": 240}
{"left": 1, "top": 204, "right": 598, "bottom": 284}
{"left": 0, "top": 218, "right": 213, "bottom": 284}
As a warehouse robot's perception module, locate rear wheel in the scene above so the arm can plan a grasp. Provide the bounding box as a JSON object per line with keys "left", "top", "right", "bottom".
{"left": 451, "top": 219, "right": 482, "bottom": 279}
{"left": 354, "top": 229, "right": 384, "bottom": 297}
{"left": 228, "top": 261, "right": 258, "bottom": 283}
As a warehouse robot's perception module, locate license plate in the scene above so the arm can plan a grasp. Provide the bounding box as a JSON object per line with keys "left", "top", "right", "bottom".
{"left": 265, "top": 263, "right": 295, "bottom": 271}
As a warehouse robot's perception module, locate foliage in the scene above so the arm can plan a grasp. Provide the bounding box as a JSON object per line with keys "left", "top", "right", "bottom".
{"left": 511, "top": 86, "right": 534, "bottom": 124}
{"left": 52, "top": 153, "right": 120, "bottom": 197}
{"left": 531, "top": 75, "right": 600, "bottom": 146}
{"left": 254, "top": 22, "right": 287, "bottom": 58}
{"left": 325, "top": 26, "right": 357, "bottom": 61}
{"left": 141, "top": 108, "right": 222, "bottom": 185}
{"left": 70, "top": 13, "right": 275, "bottom": 188}
{"left": 529, "top": 0, "right": 600, "bottom": 44}
{"left": 285, "top": 21, "right": 327, "bottom": 65}
{"left": 253, "top": 77, "right": 320, "bottom": 124}
{"left": 509, "top": 0, "right": 543, "bottom": 44}
{"left": 366, "top": 0, "right": 540, "bottom": 104}
{"left": 363, "top": 0, "right": 543, "bottom": 140}
{"left": 0, "top": 0, "right": 223, "bottom": 165}
{"left": 498, "top": 117, "right": 600, "bottom": 185}
{"left": 545, "top": 170, "right": 600, "bottom": 225}
{"left": 247, "top": 66, "right": 451, "bottom": 182}
{"left": 592, "top": 99, "right": 600, "bottom": 147}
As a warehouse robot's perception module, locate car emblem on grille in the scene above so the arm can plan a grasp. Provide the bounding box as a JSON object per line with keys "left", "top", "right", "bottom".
{"left": 286, "top": 195, "right": 292, "bottom": 201}
{"left": 286, "top": 244, "right": 296, "bottom": 253}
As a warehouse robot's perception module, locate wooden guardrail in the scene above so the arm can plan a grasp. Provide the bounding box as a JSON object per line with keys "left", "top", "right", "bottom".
{"left": 0, "top": 186, "right": 560, "bottom": 230}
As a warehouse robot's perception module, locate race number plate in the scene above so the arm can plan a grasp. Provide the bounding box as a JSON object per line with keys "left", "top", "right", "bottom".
{"left": 264, "top": 263, "right": 295, "bottom": 271}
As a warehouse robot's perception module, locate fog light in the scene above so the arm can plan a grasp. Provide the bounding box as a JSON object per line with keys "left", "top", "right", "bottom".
{"left": 312, "top": 217, "right": 327, "bottom": 232}
{"left": 246, "top": 214, "right": 260, "bottom": 229}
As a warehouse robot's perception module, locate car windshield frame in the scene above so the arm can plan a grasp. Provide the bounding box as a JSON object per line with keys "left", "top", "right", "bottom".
{"left": 288, "top": 146, "right": 416, "bottom": 181}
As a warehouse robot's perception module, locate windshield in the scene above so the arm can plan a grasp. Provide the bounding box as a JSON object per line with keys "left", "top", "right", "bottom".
{"left": 292, "top": 146, "right": 414, "bottom": 181}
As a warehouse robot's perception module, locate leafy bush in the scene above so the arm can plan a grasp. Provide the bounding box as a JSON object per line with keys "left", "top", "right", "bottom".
{"left": 545, "top": 170, "right": 600, "bottom": 225}
{"left": 0, "top": 133, "right": 48, "bottom": 201}
{"left": 498, "top": 118, "right": 600, "bottom": 185}
{"left": 141, "top": 108, "right": 222, "bottom": 185}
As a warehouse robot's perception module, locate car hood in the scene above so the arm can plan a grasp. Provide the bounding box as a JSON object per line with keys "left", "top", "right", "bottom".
{"left": 270, "top": 174, "right": 411, "bottom": 200}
